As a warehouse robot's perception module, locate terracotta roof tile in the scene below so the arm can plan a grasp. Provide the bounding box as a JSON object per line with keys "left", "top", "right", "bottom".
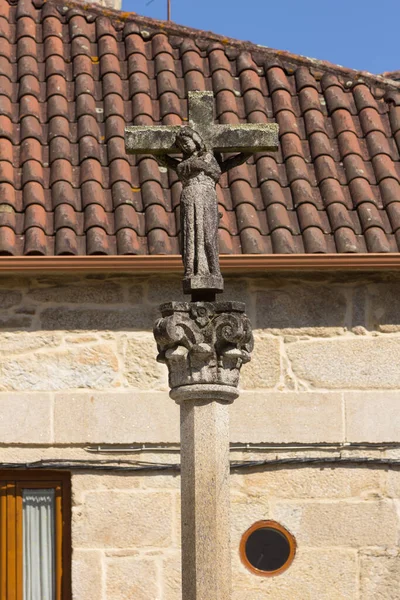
{"left": 303, "top": 227, "right": 328, "bottom": 253}
{"left": 55, "top": 227, "right": 79, "bottom": 255}
{"left": 0, "top": 0, "right": 399, "bottom": 256}
{"left": 147, "top": 228, "right": 178, "bottom": 254}
{"left": 364, "top": 226, "right": 391, "bottom": 252}
{"left": 51, "top": 181, "right": 77, "bottom": 209}
{"left": 24, "top": 226, "right": 49, "bottom": 255}
{"left": 23, "top": 181, "right": 45, "bottom": 208}
{"left": 22, "top": 159, "right": 43, "bottom": 186}
{"left": 218, "top": 228, "right": 238, "bottom": 254}
{"left": 0, "top": 226, "right": 18, "bottom": 254}
{"left": 239, "top": 228, "right": 270, "bottom": 254}
{"left": 359, "top": 107, "right": 388, "bottom": 135}
{"left": 386, "top": 202, "right": 400, "bottom": 232}
{"left": 54, "top": 203, "right": 79, "bottom": 233}
{"left": 48, "top": 115, "right": 69, "bottom": 140}
{"left": 270, "top": 227, "right": 296, "bottom": 253}
{"left": 380, "top": 177, "right": 400, "bottom": 206}
{"left": 86, "top": 226, "right": 114, "bottom": 255}
{"left": 116, "top": 227, "right": 142, "bottom": 255}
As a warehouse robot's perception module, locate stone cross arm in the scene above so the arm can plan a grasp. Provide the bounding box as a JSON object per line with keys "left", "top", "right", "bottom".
{"left": 125, "top": 91, "right": 279, "bottom": 155}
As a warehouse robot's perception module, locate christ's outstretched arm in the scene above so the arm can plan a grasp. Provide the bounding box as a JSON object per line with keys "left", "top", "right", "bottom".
{"left": 156, "top": 154, "right": 181, "bottom": 172}
{"left": 215, "top": 152, "right": 252, "bottom": 174}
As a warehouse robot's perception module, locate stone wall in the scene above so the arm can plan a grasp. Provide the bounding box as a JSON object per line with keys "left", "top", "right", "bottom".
{"left": 1, "top": 271, "right": 400, "bottom": 598}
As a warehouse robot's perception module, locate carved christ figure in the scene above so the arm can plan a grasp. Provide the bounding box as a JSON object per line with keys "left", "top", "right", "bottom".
{"left": 157, "top": 128, "right": 250, "bottom": 287}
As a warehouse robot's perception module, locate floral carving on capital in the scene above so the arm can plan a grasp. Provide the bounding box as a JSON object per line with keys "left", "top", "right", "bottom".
{"left": 154, "top": 301, "right": 253, "bottom": 397}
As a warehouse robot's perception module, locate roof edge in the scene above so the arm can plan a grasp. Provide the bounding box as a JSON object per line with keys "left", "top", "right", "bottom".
{"left": 0, "top": 254, "right": 400, "bottom": 274}
{"left": 48, "top": 0, "right": 400, "bottom": 92}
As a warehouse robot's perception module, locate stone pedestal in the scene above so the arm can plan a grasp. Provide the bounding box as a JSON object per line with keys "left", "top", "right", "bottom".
{"left": 154, "top": 301, "right": 253, "bottom": 600}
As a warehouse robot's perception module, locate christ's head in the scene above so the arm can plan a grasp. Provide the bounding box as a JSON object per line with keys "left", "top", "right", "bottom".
{"left": 176, "top": 127, "right": 205, "bottom": 156}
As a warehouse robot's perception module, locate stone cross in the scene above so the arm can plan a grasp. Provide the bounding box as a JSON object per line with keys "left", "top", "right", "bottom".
{"left": 126, "top": 91, "right": 278, "bottom": 300}
{"left": 125, "top": 91, "right": 278, "bottom": 600}
{"left": 125, "top": 91, "right": 278, "bottom": 155}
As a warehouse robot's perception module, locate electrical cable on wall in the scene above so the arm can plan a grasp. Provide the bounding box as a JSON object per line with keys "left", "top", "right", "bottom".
{"left": 1, "top": 456, "right": 400, "bottom": 473}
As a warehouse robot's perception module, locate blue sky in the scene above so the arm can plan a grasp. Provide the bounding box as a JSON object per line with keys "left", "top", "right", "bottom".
{"left": 122, "top": 0, "right": 396, "bottom": 75}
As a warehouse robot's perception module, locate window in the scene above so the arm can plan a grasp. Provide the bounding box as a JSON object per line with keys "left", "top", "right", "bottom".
{"left": 240, "top": 520, "right": 296, "bottom": 576}
{"left": 0, "top": 471, "right": 71, "bottom": 600}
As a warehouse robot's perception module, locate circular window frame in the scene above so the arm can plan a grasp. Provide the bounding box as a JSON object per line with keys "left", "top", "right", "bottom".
{"left": 239, "top": 520, "right": 296, "bottom": 577}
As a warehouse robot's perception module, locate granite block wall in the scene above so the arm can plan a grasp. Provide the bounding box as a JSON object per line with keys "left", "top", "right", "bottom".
{"left": 1, "top": 271, "right": 400, "bottom": 599}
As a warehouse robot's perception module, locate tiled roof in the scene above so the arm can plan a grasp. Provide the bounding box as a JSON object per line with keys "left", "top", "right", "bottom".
{"left": 2, "top": 0, "right": 400, "bottom": 256}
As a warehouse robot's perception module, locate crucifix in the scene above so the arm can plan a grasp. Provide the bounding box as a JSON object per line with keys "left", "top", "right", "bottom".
{"left": 126, "top": 91, "right": 278, "bottom": 300}
{"left": 125, "top": 91, "right": 278, "bottom": 600}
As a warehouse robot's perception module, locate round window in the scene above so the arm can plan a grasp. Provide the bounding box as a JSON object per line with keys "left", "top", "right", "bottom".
{"left": 240, "top": 520, "right": 296, "bottom": 576}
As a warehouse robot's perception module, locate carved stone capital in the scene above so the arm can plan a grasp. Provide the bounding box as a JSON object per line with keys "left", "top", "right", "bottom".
{"left": 154, "top": 301, "right": 254, "bottom": 403}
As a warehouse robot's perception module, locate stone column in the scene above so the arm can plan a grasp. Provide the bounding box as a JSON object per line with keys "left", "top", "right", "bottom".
{"left": 154, "top": 301, "right": 253, "bottom": 600}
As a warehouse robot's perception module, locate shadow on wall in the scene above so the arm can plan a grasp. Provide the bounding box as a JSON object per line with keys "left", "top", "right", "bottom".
{"left": 0, "top": 271, "right": 399, "bottom": 333}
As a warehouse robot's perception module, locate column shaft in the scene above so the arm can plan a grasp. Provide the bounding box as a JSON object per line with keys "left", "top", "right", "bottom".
{"left": 180, "top": 400, "right": 231, "bottom": 600}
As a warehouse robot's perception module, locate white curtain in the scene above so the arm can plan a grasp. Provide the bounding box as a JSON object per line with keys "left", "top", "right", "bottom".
{"left": 23, "top": 489, "right": 55, "bottom": 600}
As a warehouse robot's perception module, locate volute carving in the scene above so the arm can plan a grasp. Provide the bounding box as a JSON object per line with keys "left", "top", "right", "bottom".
{"left": 154, "top": 301, "right": 254, "bottom": 399}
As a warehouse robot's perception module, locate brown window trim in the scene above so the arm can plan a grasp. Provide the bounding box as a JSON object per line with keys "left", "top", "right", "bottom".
{"left": 0, "top": 470, "right": 71, "bottom": 600}
{"left": 239, "top": 520, "right": 296, "bottom": 577}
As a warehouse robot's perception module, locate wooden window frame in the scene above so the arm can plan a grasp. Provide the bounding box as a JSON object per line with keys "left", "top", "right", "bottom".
{"left": 239, "top": 519, "right": 296, "bottom": 577}
{"left": 0, "top": 471, "right": 71, "bottom": 600}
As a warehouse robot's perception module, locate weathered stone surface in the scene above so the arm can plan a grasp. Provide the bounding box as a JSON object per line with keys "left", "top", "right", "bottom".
{"left": 154, "top": 301, "right": 253, "bottom": 393}
{"left": 0, "top": 315, "right": 32, "bottom": 329}
{"left": 351, "top": 286, "right": 368, "bottom": 329}
{"left": 161, "top": 545, "right": 359, "bottom": 599}
{"left": 162, "top": 553, "right": 181, "bottom": 600}
{"left": 0, "top": 446, "right": 106, "bottom": 462}
{"left": 56, "top": 390, "right": 346, "bottom": 444}
{"left": 146, "top": 277, "right": 183, "bottom": 304}
{"left": 223, "top": 277, "right": 252, "bottom": 307}
{"left": 287, "top": 337, "right": 400, "bottom": 388}
{"left": 34, "top": 275, "right": 81, "bottom": 286}
{"left": 230, "top": 391, "right": 344, "bottom": 443}
{"left": 369, "top": 282, "right": 400, "bottom": 332}
{"left": 232, "top": 548, "right": 357, "bottom": 600}
{"left": 41, "top": 306, "right": 158, "bottom": 330}
{"left": 177, "top": 138, "right": 223, "bottom": 294}
{"left": 0, "top": 289, "right": 22, "bottom": 308}
{"left": 72, "top": 473, "right": 141, "bottom": 506}
{"left": 2, "top": 272, "right": 400, "bottom": 600}
{"left": 386, "top": 470, "right": 400, "bottom": 498}
{"left": 137, "top": 471, "right": 180, "bottom": 490}
{"left": 239, "top": 336, "right": 280, "bottom": 389}
{"left": 272, "top": 500, "right": 398, "bottom": 546}
{"left": 122, "top": 335, "right": 167, "bottom": 389}
{"left": 180, "top": 401, "right": 231, "bottom": 600}
{"left": 155, "top": 125, "right": 225, "bottom": 295}
{"left": 54, "top": 391, "right": 179, "bottom": 443}
{"left": 346, "top": 391, "right": 400, "bottom": 442}
{"left": 72, "top": 550, "right": 103, "bottom": 600}
{"left": 127, "top": 279, "right": 146, "bottom": 303}
{"left": 65, "top": 334, "right": 99, "bottom": 344}
{"left": 0, "top": 332, "right": 62, "bottom": 355}
{"left": 255, "top": 285, "right": 347, "bottom": 333}
{"left": 0, "top": 345, "right": 119, "bottom": 390}
{"left": 15, "top": 305, "right": 36, "bottom": 315}
{"left": 0, "top": 392, "right": 52, "bottom": 443}
{"left": 28, "top": 282, "right": 124, "bottom": 304}
{"left": 360, "top": 552, "right": 400, "bottom": 599}
{"left": 73, "top": 491, "right": 174, "bottom": 548}
{"left": 106, "top": 557, "right": 158, "bottom": 600}
{"left": 127, "top": 91, "right": 278, "bottom": 296}
{"left": 232, "top": 466, "right": 384, "bottom": 499}
{"left": 125, "top": 91, "right": 278, "bottom": 155}
{"left": 230, "top": 491, "right": 269, "bottom": 544}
